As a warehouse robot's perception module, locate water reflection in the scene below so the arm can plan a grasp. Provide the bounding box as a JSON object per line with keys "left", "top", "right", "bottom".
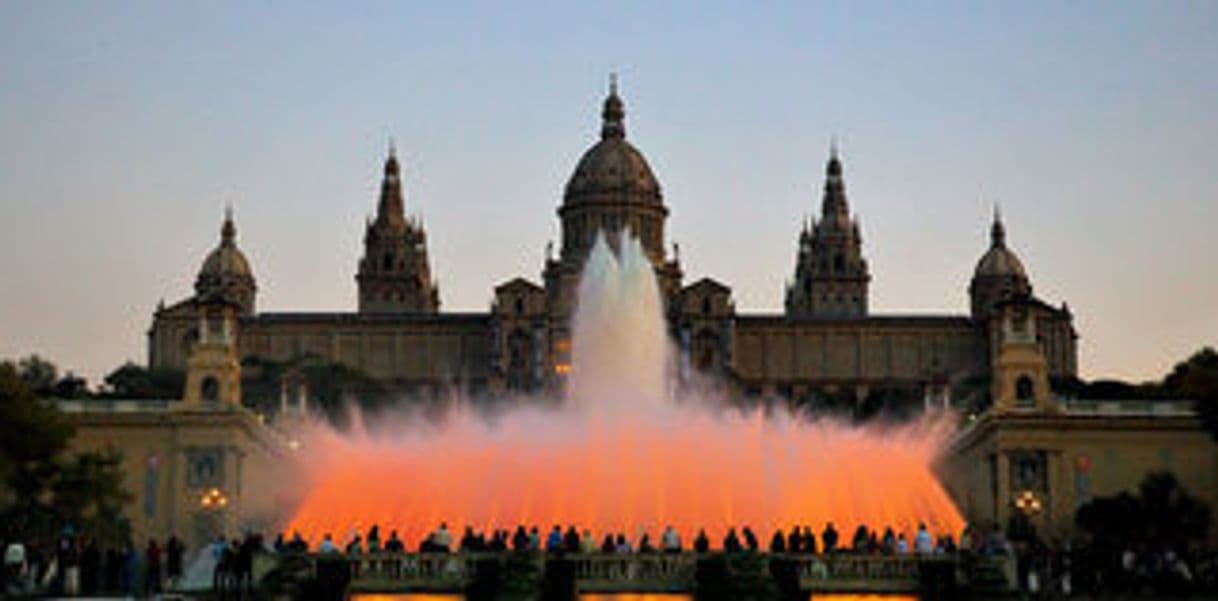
{"left": 351, "top": 595, "right": 916, "bottom": 601}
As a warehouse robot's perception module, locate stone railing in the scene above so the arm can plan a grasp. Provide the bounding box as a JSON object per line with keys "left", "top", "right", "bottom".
{"left": 303, "top": 551, "right": 987, "bottom": 594}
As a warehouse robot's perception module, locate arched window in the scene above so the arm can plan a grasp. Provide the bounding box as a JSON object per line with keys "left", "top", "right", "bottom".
{"left": 701, "top": 297, "right": 712, "bottom": 315}
{"left": 382, "top": 253, "right": 394, "bottom": 271}
{"left": 1015, "top": 375, "right": 1035, "bottom": 405}
{"left": 833, "top": 254, "right": 845, "bottom": 273}
{"left": 201, "top": 376, "right": 220, "bottom": 403}
{"left": 514, "top": 297, "right": 525, "bottom": 315}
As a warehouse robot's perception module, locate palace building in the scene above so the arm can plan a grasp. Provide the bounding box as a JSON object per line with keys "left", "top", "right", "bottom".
{"left": 147, "top": 82, "right": 1078, "bottom": 401}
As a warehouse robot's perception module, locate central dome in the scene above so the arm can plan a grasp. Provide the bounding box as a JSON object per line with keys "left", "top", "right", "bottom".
{"left": 563, "top": 82, "right": 662, "bottom": 207}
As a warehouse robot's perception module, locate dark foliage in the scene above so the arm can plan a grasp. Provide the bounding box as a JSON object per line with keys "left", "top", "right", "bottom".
{"left": 1076, "top": 471, "right": 1211, "bottom": 551}
{"left": 101, "top": 362, "right": 185, "bottom": 399}
{"left": 0, "top": 361, "right": 131, "bottom": 547}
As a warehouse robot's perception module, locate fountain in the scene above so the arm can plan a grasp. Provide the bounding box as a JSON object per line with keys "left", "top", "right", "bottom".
{"left": 283, "top": 233, "right": 963, "bottom": 546}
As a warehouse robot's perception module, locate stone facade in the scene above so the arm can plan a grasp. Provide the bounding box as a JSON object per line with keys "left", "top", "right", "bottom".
{"left": 148, "top": 81, "right": 1077, "bottom": 401}
{"left": 941, "top": 303, "right": 1217, "bottom": 541}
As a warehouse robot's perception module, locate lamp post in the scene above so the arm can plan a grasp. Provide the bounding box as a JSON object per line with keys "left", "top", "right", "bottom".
{"left": 199, "top": 487, "right": 229, "bottom": 510}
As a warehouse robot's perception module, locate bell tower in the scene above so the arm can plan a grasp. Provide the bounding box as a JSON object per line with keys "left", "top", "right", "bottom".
{"left": 180, "top": 306, "right": 242, "bottom": 409}
{"left": 357, "top": 144, "right": 441, "bottom": 314}
{"left": 785, "top": 146, "right": 870, "bottom": 318}
{"left": 990, "top": 300, "right": 1056, "bottom": 414}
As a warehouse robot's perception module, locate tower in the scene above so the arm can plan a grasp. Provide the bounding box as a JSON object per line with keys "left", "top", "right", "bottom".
{"left": 969, "top": 208, "right": 1032, "bottom": 321}
{"left": 356, "top": 145, "right": 441, "bottom": 314}
{"left": 785, "top": 147, "right": 870, "bottom": 318}
{"left": 990, "top": 300, "right": 1056, "bottom": 414}
{"left": 180, "top": 306, "right": 242, "bottom": 408}
{"left": 195, "top": 207, "right": 256, "bottom": 314}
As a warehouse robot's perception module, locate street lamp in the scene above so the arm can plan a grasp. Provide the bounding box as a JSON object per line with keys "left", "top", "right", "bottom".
{"left": 200, "top": 487, "right": 229, "bottom": 509}
{"left": 1013, "top": 489, "right": 1043, "bottom": 515}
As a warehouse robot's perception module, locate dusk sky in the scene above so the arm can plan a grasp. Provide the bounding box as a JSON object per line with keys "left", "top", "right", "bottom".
{"left": 1, "top": 1, "right": 1215, "bottom": 384}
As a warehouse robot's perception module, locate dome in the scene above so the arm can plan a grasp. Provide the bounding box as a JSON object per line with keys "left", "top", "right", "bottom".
{"left": 974, "top": 245, "right": 1027, "bottom": 279}
{"left": 563, "top": 82, "right": 662, "bottom": 206}
{"left": 199, "top": 243, "right": 253, "bottom": 280}
{"left": 194, "top": 209, "right": 257, "bottom": 312}
{"left": 973, "top": 212, "right": 1028, "bottom": 280}
{"left": 564, "top": 138, "right": 662, "bottom": 204}
{"left": 198, "top": 214, "right": 253, "bottom": 279}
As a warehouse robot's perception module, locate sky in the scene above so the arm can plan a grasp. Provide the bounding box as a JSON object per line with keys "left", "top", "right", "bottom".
{"left": 1, "top": 1, "right": 1215, "bottom": 384}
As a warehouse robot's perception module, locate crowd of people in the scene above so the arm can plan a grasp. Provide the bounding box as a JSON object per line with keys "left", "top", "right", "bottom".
{"left": 10, "top": 522, "right": 1218, "bottom": 597}
{"left": 2, "top": 532, "right": 184, "bottom": 597}
{"left": 296, "top": 521, "right": 967, "bottom": 557}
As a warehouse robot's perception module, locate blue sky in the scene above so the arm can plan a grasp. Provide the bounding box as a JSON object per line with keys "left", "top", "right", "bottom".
{"left": 1, "top": 1, "right": 1215, "bottom": 382}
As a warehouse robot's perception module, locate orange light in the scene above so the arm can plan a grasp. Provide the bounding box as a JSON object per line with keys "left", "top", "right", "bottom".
{"left": 284, "top": 413, "right": 963, "bottom": 549}
{"left": 554, "top": 363, "right": 572, "bottom": 375}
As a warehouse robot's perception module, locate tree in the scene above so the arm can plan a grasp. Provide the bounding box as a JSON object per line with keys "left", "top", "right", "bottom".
{"left": 0, "top": 361, "right": 130, "bottom": 546}
{"left": 17, "top": 354, "right": 59, "bottom": 397}
{"left": 1162, "top": 347, "right": 1218, "bottom": 440}
{"left": 1076, "top": 471, "right": 1211, "bottom": 551}
{"left": 102, "top": 362, "right": 185, "bottom": 399}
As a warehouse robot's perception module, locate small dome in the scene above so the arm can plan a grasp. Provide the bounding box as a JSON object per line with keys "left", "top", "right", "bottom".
{"left": 199, "top": 243, "right": 253, "bottom": 280}
{"left": 973, "top": 212, "right": 1028, "bottom": 279}
{"left": 974, "top": 245, "right": 1027, "bottom": 279}
{"left": 195, "top": 209, "right": 257, "bottom": 312}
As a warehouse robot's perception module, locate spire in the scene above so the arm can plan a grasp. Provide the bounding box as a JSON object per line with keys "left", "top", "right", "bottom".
{"left": 376, "top": 143, "right": 406, "bottom": 228}
{"left": 821, "top": 144, "right": 849, "bottom": 227}
{"left": 384, "top": 138, "right": 400, "bottom": 177}
{"left": 827, "top": 137, "right": 842, "bottom": 177}
{"left": 990, "top": 203, "right": 1006, "bottom": 248}
{"left": 601, "top": 73, "right": 626, "bottom": 140}
{"left": 220, "top": 204, "right": 236, "bottom": 248}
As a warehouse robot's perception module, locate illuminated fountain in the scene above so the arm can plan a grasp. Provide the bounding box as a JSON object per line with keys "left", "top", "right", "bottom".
{"left": 284, "top": 234, "right": 963, "bottom": 546}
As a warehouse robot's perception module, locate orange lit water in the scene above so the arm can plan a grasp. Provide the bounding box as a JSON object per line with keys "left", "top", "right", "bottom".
{"left": 284, "top": 236, "right": 963, "bottom": 550}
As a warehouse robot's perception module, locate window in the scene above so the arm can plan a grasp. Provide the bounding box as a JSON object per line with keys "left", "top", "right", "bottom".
{"left": 834, "top": 254, "right": 845, "bottom": 273}
{"left": 201, "top": 376, "right": 220, "bottom": 403}
{"left": 382, "top": 253, "right": 394, "bottom": 271}
{"left": 701, "top": 297, "right": 711, "bottom": 315}
{"left": 515, "top": 297, "right": 525, "bottom": 315}
{"left": 1015, "top": 375, "right": 1035, "bottom": 405}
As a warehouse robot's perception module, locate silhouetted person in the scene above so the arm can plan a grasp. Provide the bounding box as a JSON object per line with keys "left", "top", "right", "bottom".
{"left": 822, "top": 522, "right": 839, "bottom": 553}
{"left": 80, "top": 539, "right": 100, "bottom": 595}
{"left": 770, "top": 530, "right": 787, "bottom": 553}
{"left": 638, "top": 533, "right": 655, "bottom": 553}
{"left": 787, "top": 526, "right": 802, "bottom": 553}
{"left": 460, "top": 527, "right": 477, "bottom": 552}
{"left": 801, "top": 526, "right": 817, "bottom": 555}
{"left": 145, "top": 539, "right": 162, "bottom": 595}
{"left": 694, "top": 529, "right": 710, "bottom": 553}
{"left": 512, "top": 526, "right": 529, "bottom": 552}
{"left": 723, "top": 528, "right": 742, "bottom": 553}
{"left": 852, "top": 525, "right": 870, "bottom": 552}
{"left": 385, "top": 530, "right": 404, "bottom": 552}
{"left": 564, "top": 525, "right": 581, "bottom": 552}
{"left": 742, "top": 527, "right": 759, "bottom": 552}
{"left": 546, "top": 526, "right": 563, "bottom": 552}
{"left": 166, "top": 535, "right": 184, "bottom": 587}
{"left": 367, "top": 525, "right": 381, "bottom": 552}
{"left": 601, "top": 534, "right": 616, "bottom": 553}
{"left": 104, "top": 547, "right": 122, "bottom": 592}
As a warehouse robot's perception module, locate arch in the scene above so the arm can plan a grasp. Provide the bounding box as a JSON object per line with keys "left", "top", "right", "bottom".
{"left": 200, "top": 376, "right": 220, "bottom": 403}
{"left": 1015, "top": 375, "right": 1035, "bottom": 405}
{"left": 382, "top": 253, "right": 394, "bottom": 271}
